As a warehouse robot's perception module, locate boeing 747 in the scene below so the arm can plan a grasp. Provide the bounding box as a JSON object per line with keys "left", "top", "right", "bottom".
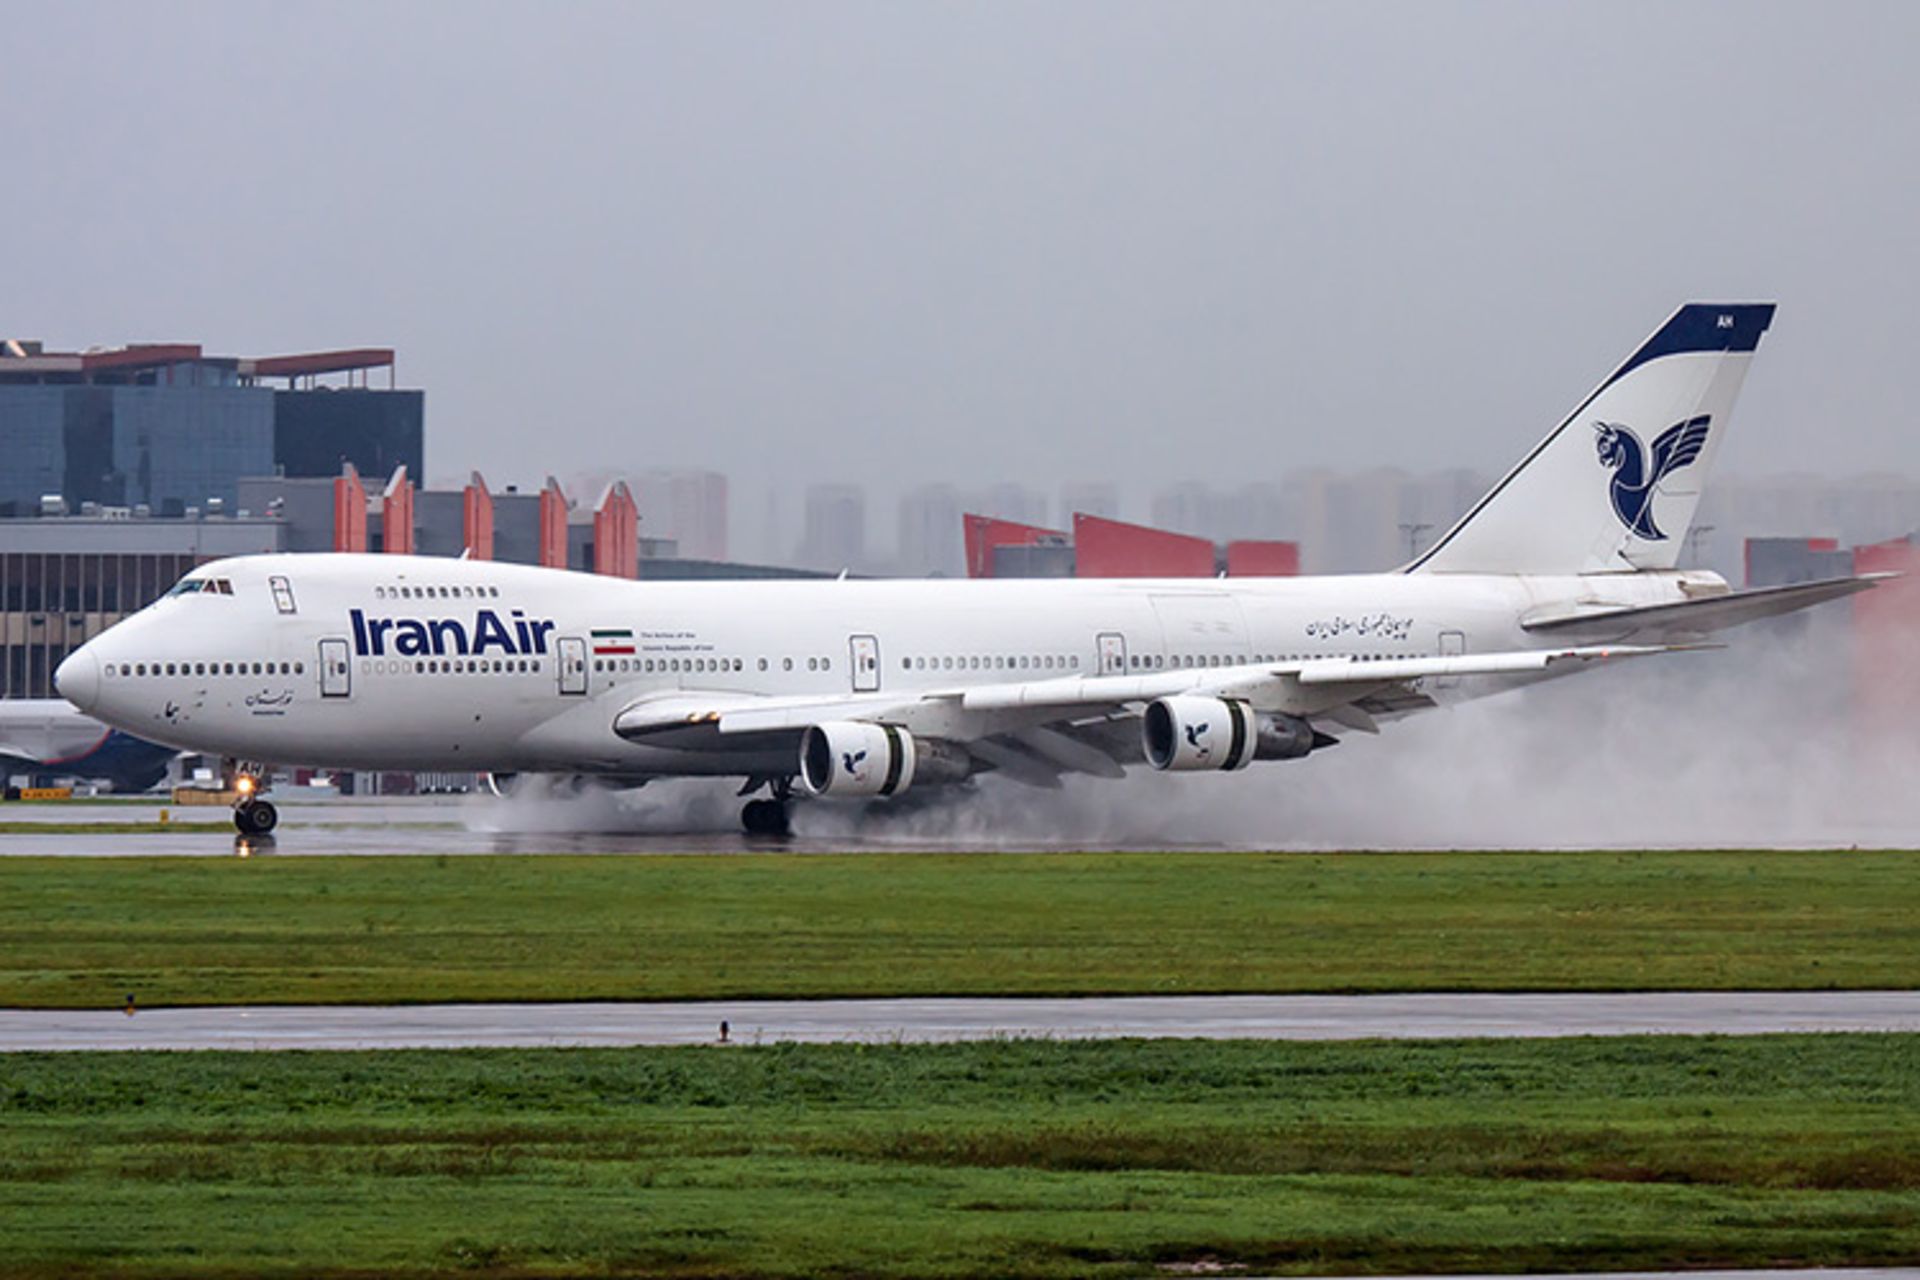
{"left": 53, "top": 303, "right": 1875, "bottom": 835}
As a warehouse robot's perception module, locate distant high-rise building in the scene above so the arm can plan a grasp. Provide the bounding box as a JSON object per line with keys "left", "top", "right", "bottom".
{"left": 974, "top": 482, "right": 1048, "bottom": 529}
{"left": 635, "top": 469, "right": 729, "bottom": 561}
{"left": 1059, "top": 481, "right": 1119, "bottom": 522}
{"left": 1226, "top": 482, "right": 1289, "bottom": 541}
{"left": 1148, "top": 482, "right": 1227, "bottom": 542}
{"left": 797, "top": 483, "right": 867, "bottom": 571}
{"left": 898, "top": 483, "right": 964, "bottom": 577}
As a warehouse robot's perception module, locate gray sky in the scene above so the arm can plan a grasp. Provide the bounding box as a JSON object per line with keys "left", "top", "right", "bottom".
{"left": 6, "top": 1, "right": 1917, "bottom": 514}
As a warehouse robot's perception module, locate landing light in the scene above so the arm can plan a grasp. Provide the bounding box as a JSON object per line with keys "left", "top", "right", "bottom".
{"left": 236, "top": 775, "right": 257, "bottom": 797}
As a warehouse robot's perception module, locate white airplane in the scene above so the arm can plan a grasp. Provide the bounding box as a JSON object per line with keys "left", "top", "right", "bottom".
{"left": 0, "top": 700, "right": 178, "bottom": 794}
{"left": 53, "top": 303, "right": 1876, "bottom": 836}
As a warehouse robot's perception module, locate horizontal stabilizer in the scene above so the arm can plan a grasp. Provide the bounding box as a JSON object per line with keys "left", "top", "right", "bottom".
{"left": 1522, "top": 574, "right": 1886, "bottom": 637}
{"left": 1292, "top": 644, "right": 1683, "bottom": 685}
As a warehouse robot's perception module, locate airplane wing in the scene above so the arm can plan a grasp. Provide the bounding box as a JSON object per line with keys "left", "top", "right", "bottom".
{"left": 1522, "top": 574, "right": 1885, "bottom": 639}
{"left": 612, "top": 644, "right": 1685, "bottom": 783}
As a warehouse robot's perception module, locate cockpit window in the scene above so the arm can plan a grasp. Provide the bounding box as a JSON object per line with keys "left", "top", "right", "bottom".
{"left": 165, "top": 577, "right": 234, "bottom": 597}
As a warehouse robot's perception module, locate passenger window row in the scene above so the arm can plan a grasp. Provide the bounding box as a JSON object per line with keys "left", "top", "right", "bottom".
{"left": 374, "top": 584, "right": 501, "bottom": 601}
{"left": 368, "top": 658, "right": 540, "bottom": 675}
{"left": 103, "top": 660, "right": 301, "bottom": 678}
{"left": 587, "top": 656, "right": 835, "bottom": 678}
{"left": 903, "top": 653, "right": 1080, "bottom": 674}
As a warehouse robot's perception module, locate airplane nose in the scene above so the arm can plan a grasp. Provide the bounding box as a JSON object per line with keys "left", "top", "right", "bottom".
{"left": 54, "top": 647, "right": 100, "bottom": 712}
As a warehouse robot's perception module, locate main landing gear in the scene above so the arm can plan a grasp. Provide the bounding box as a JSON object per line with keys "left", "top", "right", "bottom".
{"left": 229, "top": 763, "right": 278, "bottom": 836}
{"left": 739, "top": 775, "right": 794, "bottom": 837}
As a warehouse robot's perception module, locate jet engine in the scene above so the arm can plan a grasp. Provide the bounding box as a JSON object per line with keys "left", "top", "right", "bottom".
{"left": 801, "top": 721, "right": 914, "bottom": 796}
{"left": 1141, "top": 697, "right": 1257, "bottom": 772}
{"left": 799, "top": 722, "right": 974, "bottom": 797}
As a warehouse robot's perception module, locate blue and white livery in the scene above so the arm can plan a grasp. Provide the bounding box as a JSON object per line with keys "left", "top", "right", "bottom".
{"left": 52, "top": 303, "right": 1876, "bottom": 835}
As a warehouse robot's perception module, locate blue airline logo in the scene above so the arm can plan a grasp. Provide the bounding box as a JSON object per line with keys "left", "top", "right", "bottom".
{"left": 349, "top": 608, "right": 556, "bottom": 658}
{"left": 1594, "top": 414, "right": 1712, "bottom": 542}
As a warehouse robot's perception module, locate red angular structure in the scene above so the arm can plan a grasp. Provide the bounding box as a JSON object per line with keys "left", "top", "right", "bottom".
{"left": 593, "top": 481, "right": 640, "bottom": 579}
{"left": 538, "top": 477, "right": 569, "bottom": 570}
{"left": 331, "top": 464, "right": 367, "bottom": 554}
{"left": 1072, "top": 514, "right": 1215, "bottom": 578}
{"left": 463, "top": 472, "right": 495, "bottom": 561}
{"left": 963, "top": 514, "right": 1065, "bottom": 579}
{"left": 380, "top": 466, "right": 414, "bottom": 555}
{"left": 1225, "top": 540, "right": 1301, "bottom": 577}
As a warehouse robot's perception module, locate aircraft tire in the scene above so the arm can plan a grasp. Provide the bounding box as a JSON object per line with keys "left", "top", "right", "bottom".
{"left": 740, "top": 799, "right": 790, "bottom": 838}
{"left": 234, "top": 800, "right": 278, "bottom": 836}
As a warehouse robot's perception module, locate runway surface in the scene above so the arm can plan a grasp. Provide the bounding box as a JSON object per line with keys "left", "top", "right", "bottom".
{"left": 6, "top": 991, "right": 1919, "bottom": 1052}
{"left": 5, "top": 794, "right": 1918, "bottom": 856}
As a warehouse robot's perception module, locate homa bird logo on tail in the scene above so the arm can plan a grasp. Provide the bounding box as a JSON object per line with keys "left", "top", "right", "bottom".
{"left": 1593, "top": 414, "right": 1712, "bottom": 541}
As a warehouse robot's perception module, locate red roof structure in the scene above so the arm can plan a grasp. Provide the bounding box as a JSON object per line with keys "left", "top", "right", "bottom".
{"left": 963, "top": 514, "right": 1065, "bottom": 579}
{"left": 1073, "top": 514, "right": 1215, "bottom": 578}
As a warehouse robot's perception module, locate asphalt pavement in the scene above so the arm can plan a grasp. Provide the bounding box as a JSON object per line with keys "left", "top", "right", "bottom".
{"left": 6, "top": 990, "right": 1920, "bottom": 1052}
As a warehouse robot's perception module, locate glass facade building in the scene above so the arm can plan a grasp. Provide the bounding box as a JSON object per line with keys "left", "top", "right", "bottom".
{"left": 0, "top": 343, "right": 422, "bottom": 517}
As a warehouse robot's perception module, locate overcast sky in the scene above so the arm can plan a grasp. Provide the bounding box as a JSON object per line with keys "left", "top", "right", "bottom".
{"left": 6, "top": 1, "right": 1917, "bottom": 519}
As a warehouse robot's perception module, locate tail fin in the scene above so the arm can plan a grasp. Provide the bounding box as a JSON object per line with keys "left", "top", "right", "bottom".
{"left": 1409, "top": 302, "right": 1775, "bottom": 575}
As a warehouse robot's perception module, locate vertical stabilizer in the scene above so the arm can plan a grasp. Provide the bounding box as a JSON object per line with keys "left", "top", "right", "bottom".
{"left": 1409, "top": 303, "right": 1774, "bottom": 575}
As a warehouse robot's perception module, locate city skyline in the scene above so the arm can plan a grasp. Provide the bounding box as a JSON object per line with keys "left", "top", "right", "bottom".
{"left": 8, "top": 4, "right": 1919, "bottom": 504}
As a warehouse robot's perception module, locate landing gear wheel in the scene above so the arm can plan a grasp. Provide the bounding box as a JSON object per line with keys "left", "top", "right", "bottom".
{"left": 740, "top": 798, "right": 791, "bottom": 837}
{"left": 234, "top": 799, "right": 278, "bottom": 836}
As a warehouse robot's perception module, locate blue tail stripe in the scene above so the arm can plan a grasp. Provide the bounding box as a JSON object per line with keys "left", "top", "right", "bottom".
{"left": 1602, "top": 303, "right": 1774, "bottom": 390}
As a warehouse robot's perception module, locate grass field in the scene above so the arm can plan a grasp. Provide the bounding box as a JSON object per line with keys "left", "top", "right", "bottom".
{"left": 0, "top": 849, "right": 1915, "bottom": 1007}
{"left": 1, "top": 1035, "right": 1916, "bottom": 1277}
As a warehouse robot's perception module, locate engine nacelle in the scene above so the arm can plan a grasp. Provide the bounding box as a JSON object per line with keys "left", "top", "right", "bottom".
{"left": 1142, "top": 697, "right": 1256, "bottom": 772}
{"left": 800, "top": 721, "right": 916, "bottom": 797}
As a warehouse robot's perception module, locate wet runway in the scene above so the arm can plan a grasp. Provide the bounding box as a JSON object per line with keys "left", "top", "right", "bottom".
{"left": 5, "top": 990, "right": 1919, "bottom": 1052}
{"left": 4, "top": 794, "right": 1917, "bottom": 856}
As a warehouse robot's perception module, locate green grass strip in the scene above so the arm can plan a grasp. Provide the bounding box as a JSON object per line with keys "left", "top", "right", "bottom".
{"left": 1, "top": 1035, "right": 1917, "bottom": 1277}
{"left": 1, "top": 849, "right": 1916, "bottom": 1008}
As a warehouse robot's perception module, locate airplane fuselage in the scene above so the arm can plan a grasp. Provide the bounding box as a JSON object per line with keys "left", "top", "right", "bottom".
{"left": 53, "top": 552, "right": 1716, "bottom": 776}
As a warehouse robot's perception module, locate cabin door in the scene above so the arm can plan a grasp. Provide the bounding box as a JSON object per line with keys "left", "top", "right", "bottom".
{"left": 557, "top": 637, "right": 588, "bottom": 696}
{"left": 318, "top": 638, "right": 351, "bottom": 698}
{"left": 849, "top": 634, "right": 881, "bottom": 692}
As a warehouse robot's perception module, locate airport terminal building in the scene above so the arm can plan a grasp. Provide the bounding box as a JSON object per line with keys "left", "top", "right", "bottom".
{"left": 0, "top": 341, "right": 420, "bottom": 517}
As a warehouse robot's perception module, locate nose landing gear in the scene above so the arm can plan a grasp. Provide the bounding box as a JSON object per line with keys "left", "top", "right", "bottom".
{"left": 235, "top": 799, "right": 278, "bottom": 836}
{"left": 228, "top": 762, "right": 278, "bottom": 835}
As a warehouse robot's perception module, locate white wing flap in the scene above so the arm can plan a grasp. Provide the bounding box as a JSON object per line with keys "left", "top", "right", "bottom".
{"left": 1293, "top": 644, "right": 1679, "bottom": 685}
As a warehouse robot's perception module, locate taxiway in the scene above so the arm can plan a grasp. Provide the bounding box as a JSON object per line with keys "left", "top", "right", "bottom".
{"left": 5, "top": 990, "right": 1920, "bottom": 1052}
